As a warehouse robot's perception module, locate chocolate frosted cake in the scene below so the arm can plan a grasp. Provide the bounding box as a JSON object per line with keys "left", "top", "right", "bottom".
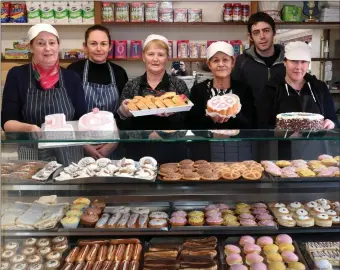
{"left": 276, "top": 112, "right": 324, "bottom": 131}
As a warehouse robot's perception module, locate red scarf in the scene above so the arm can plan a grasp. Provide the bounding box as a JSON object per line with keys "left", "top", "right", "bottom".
{"left": 32, "top": 60, "right": 60, "bottom": 90}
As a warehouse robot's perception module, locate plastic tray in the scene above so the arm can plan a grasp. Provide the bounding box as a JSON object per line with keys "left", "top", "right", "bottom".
{"left": 131, "top": 101, "right": 194, "bottom": 117}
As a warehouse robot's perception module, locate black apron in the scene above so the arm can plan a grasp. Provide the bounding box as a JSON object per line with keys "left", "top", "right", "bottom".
{"left": 19, "top": 64, "right": 83, "bottom": 165}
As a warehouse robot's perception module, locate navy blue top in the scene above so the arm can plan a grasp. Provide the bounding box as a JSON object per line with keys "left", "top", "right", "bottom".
{"left": 1, "top": 64, "right": 87, "bottom": 129}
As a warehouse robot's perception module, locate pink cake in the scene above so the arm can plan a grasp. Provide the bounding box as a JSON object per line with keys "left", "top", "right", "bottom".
{"left": 43, "top": 113, "right": 75, "bottom": 139}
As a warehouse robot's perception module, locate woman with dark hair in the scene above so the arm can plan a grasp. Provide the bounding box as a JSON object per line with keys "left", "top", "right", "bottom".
{"left": 1, "top": 23, "right": 86, "bottom": 164}
{"left": 68, "top": 24, "right": 128, "bottom": 158}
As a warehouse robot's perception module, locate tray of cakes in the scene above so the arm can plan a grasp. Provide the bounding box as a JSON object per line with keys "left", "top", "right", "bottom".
{"left": 1, "top": 236, "right": 70, "bottom": 270}
{"left": 169, "top": 202, "right": 278, "bottom": 231}
{"left": 60, "top": 238, "right": 143, "bottom": 270}
{"left": 59, "top": 198, "right": 170, "bottom": 232}
{"left": 143, "top": 236, "right": 221, "bottom": 270}
{"left": 53, "top": 156, "right": 158, "bottom": 183}
{"left": 159, "top": 160, "right": 270, "bottom": 182}
{"left": 266, "top": 199, "right": 340, "bottom": 230}
{"left": 262, "top": 155, "right": 340, "bottom": 181}
{"left": 127, "top": 92, "right": 194, "bottom": 117}
{"left": 299, "top": 240, "right": 340, "bottom": 270}
{"left": 222, "top": 234, "right": 308, "bottom": 270}
{"left": 1, "top": 196, "right": 68, "bottom": 231}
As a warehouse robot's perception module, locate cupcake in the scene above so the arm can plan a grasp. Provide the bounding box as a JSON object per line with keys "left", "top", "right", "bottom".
{"left": 86, "top": 207, "right": 102, "bottom": 216}
{"left": 73, "top": 197, "right": 90, "bottom": 205}
{"left": 90, "top": 200, "right": 106, "bottom": 210}
{"left": 61, "top": 216, "right": 80, "bottom": 229}
{"left": 188, "top": 216, "right": 204, "bottom": 226}
{"left": 71, "top": 203, "right": 88, "bottom": 211}
{"left": 188, "top": 211, "right": 204, "bottom": 218}
{"left": 206, "top": 216, "right": 223, "bottom": 226}
{"left": 65, "top": 209, "right": 83, "bottom": 217}
{"left": 171, "top": 211, "right": 187, "bottom": 218}
{"left": 80, "top": 212, "right": 99, "bottom": 227}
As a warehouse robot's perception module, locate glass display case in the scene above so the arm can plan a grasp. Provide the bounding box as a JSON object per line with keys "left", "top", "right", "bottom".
{"left": 1, "top": 129, "right": 339, "bottom": 269}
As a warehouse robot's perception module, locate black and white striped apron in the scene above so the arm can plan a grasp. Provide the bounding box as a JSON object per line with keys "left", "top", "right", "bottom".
{"left": 19, "top": 64, "right": 83, "bottom": 165}
{"left": 83, "top": 60, "right": 119, "bottom": 113}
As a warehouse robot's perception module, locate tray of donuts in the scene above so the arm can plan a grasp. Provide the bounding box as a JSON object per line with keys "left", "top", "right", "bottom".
{"left": 169, "top": 202, "right": 278, "bottom": 230}
{"left": 267, "top": 199, "right": 340, "bottom": 229}
{"left": 222, "top": 234, "right": 308, "bottom": 270}
{"left": 60, "top": 203, "right": 171, "bottom": 231}
{"left": 60, "top": 238, "right": 142, "bottom": 270}
{"left": 159, "top": 160, "right": 269, "bottom": 182}
{"left": 1, "top": 236, "right": 69, "bottom": 270}
{"left": 143, "top": 236, "right": 221, "bottom": 270}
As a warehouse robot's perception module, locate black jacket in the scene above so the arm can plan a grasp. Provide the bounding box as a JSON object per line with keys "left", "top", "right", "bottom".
{"left": 231, "top": 44, "right": 286, "bottom": 106}
{"left": 259, "top": 73, "right": 339, "bottom": 128}
{"left": 187, "top": 79, "right": 257, "bottom": 130}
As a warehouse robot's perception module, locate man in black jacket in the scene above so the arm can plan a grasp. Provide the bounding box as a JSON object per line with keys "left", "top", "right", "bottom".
{"left": 231, "top": 12, "right": 286, "bottom": 111}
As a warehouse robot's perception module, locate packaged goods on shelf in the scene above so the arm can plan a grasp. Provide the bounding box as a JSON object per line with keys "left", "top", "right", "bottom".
{"left": 207, "top": 40, "right": 217, "bottom": 48}
{"left": 177, "top": 40, "right": 189, "bottom": 58}
{"left": 9, "top": 3, "right": 27, "bottom": 23}
{"left": 68, "top": 1, "right": 83, "bottom": 23}
{"left": 82, "top": 1, "right": 94, "bottom": 23}
{"left": 130, "top": 40, "right": 142, "bottom": 58}
{"left": 168, "top": 40, "right": 173, "bottom": 58}
{"left": 13, "top": 40, "right": 29, "bottom": 50}
{"left": 189, "top": 42, "right": 199, "bottom": 58}
{"left": 188, "top": 8, "right": 202, "bottom": 22}
{"left": 61, "top": 49, "right": 85, "bottom": 59}
{"left": 114, "top": 2, "right": 129, "bottom": 22}
{"left": 115, "top": 40, "right": 127, "bottom": 58}
{"left": 230, "top": 39, "right": 243, "bottom": 56}
{"left": 3, "top": 49, "right": 30, "bottom": 60}
{"left": 174, "top": 8, "right": 188, "bottom": 22}
{"left": 223, "top": 3, "right": 233, "bottom": 22}
{"left": 130, "top": 2, "right": 144, "bottom": 22}
{"left": 145, "top": 2, "right": 158, "bottom": 22}
{"left": 40, "top": 1, "right": 54, "bottom": 23}
{"left": 159, "top": 1, "right": 173, "bottom": 9}
{"left": 200, "top": 43, "right": 207, "bottom": 58}
{"left": 54, "top": 1, "right": 69, "bottom": 24}
{"left": 26, "top": 1, "right": 41, "bottom": 23}
{"left": 1, "top": 2, "right": 11, "bottom": 23}
{"left": 242, "top": 4, "right": 249, "bottom": 22}
{"left": 102, "top": 1, "right": 114, "bottom": 22}
{"left": 282, "top": 5, "right": 302, "bottom": 22}
{"left": 232, "top": 3, "right": 242, "bottom": 22}
{"left": 159, "top": 8, "right": 173, "bottom": 22}
{"left": 108, "top": 40, "right": 115, "bottom": 58}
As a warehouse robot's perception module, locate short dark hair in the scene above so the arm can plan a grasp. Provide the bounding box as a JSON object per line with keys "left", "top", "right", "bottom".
{"left": 247, "top": 12, "right": 276, "bottom": 36}
{"left": 85, "top": 24, "right": 111, "bottom": 44}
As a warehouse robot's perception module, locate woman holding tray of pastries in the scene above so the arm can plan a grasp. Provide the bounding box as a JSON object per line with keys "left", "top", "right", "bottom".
{"left": 187, "top": 41, "right": 256, "bottom": 129}
{"left": 117, "top": 34, "right": 190, "bottom": 131}
{"left": 1, "top": 23, "right": 86, "bottom": 164}
{"left": 68, "top": 24, "right": 128, "bottom": 159}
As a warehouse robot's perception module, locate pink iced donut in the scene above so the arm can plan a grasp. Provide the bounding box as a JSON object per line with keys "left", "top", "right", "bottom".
{"left": 205, "top": 204, "right": 219, "bottom": 211}
{"left": 206, "top": 216, "right": 223, "bottom": 225}
{"left": 226, "top": 253, "right": 243, "bottom": 266}
{"left": 281, "top": 251, "right": 298, "bottom": 263}
{"left": 171, "top": 210, "right": 187, "bottom": 218}
{"left": 251, "top": 203, "right": 267, "bottom": 209}
{"left": 205, "top": 209, "right": 222, "bottom": 218}
{"left": 246, "top": 253, "right": 264, "bottom": 265}
{"left": 244, "top": 243, "right": 261, "bottom": 254}
{"left": 240, "top": 219, "right": 258, "bottom": 226}
{"left": 250, "top": 262, "right": 267, "bottom": 270}
{"left": 318, "top": 154, "right": 333, "bottom": 161}
{"left": 217, "top": 203, "right": 229, "bottom": 210}
{"left": 258, "top": 220, "right": 277, "bottom": 226}
{"left": 231, "top": 265, "right": 248, "bottom": 270}
{"left": 169, "top": 216, "right": 187, "bottom": 226}
{"left": 225, "top": 244, "right": 241, "bottom": 254}
{"left": 239, "top": 213, "right": 255, "bottom": 219}
{"left": 252, "top": 209, "right": 269, "bottom": 215}
{"left": 275, "top": 234, "right": 293, "bottom": 245}
{"left": 256, "top": 236, "right": 273, "bottom": 247}
{"left": 256, "top": 214, "right": 274, "bottom": 221}
{"left": 281, "top": 166, "right": 296, "bottom": 173}
{"left": 240, "top": 236, "right": 255, "bottom": 246}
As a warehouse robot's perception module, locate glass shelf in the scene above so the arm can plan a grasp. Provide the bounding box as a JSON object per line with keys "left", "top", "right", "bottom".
{"left": 1, "top": 129, "right": 340, "bottom": 143}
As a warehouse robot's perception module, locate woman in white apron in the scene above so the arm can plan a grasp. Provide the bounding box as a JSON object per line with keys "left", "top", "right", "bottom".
{"left": 1, "top": 24, "right": 87, "bottom": 165}
{"left": 68, "top": 25, "right": 128, "bottom": 159}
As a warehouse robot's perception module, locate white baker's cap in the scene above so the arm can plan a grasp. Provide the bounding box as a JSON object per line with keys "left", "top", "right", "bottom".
{"left": 207, "top": 41, "right": 234, "bottom": 59}
{"left": 285, "top": 41, "right": 311, "bottom": 62}
{"left": 143, "top": 34, "right": 169, "bottom": 49}
{"left": 27, "top": 23, "right": 59, "bottom": 41}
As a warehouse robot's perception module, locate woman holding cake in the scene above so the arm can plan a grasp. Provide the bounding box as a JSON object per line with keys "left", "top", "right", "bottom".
{"left": 260, "top": 41, "right": 338, "bottom": 130}
{"left": 187, "top": 41, "right": 256, "bottom": 129}
{"left": 1, "top": 24, "right": 86, "bottom": 164}
{"left": 68, "top": 25, "right": 129, "bottom": 159}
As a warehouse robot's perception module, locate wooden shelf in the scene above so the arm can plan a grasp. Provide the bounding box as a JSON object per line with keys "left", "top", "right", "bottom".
{"left": 1, "top": 23, "right": 94, "bottom": 26}
{"left": 311, "top": 58, "right": 340, "bottom": 61}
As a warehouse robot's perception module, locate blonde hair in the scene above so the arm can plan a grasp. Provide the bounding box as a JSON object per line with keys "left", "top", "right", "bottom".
{"left": 143, "top": 39, "right": 169, "bottom": 56}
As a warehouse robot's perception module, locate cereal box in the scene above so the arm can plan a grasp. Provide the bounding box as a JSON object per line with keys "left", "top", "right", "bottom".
{"left": 1, "top": 2, "right": 11, "bottom": 23}
{"left": 9, "top": 3, "right": 27, "bottom": 23}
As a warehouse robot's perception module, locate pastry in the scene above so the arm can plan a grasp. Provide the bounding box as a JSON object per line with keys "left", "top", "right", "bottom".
{"left": 5, "top": 242, "right": 19, "bottom": 252}
{"left": 239, "top": 236, "right": 255, "bottom": 246}
{"left": 267, "top": 253, "right": 283, "bottom": 263}
{"left": 287, "top": 262, "right": 306, "bottom": 270}
{"left": 316, "top": 198, "right": 331, "bottom": 206}
{"left": 22, "top": 247, "right": 37, "bottom": 256}
{"left": 239, "top": 213, "right": 255, "bottom": 220}
{"left": 258, "top": 220, "right": 277, "bottom": 226}
{"left": 224, "top": 220, "right": 241, "bottom": 226}
{"left": 287, "top": 202, "right": 303, "bottom": 212}
{"left": 10, "top": 255, "right": 26, "bottom": 264}
{"left": 131, "top": 207, "right": 150, "bottom": 215}
{"left": 149, "top": 211, "right": 169, "bottom": 219}
{"left": 293, "top": 209, "right": 309, "bottom": 219}
{"left": 326, "top": 210, "right": 337, "bottom": 216}
{"left": 148, "top": 218, "right": 168, "bottom": 228}
{"left": 251, "top": 203, "right": 267, "bottom": 209}
{"left": 138, "top": 214, "right": 149, "bottom": 228}
{"left": 206, "top": 216, "right": 223, "bottom": 226}
{"left": 207, "top": 93, "right": 241, "bottom": 116}
{"left": 321, "top": 158, "right": 337, "bottom": 166}
{"left": 86, "top": 206, "right": 102, "bottom": 216}
{"left": 250, "top": 262, "right": 267, "bottom": 270}
{"left": 268, "top": 262, "right": 286, "bottom": 270}
{"left": 268, "top": 203, "right": 286, "bottom": 209}
{"left": 73, "top": 197, "right": 91, "bottom": 205}
{"left": 117, "top": 213, "right": 130, "bottom": 228}
{"left": 26, "top": 254, "right": 42, "bottom": 264}
{"left": 222, "top": 171, "right": 241, "bottom": 180}
{"left": 236, "top": 203, "right": 251, "bottom": 210}
{"left": 205, "top": 209, "right": 221, "bottom": 218}
{"left": 223, "top": 214, "right": 237, "bottom": 222}
{"left": 263, "top": 244, "right": 279, "bottom": 255}
{"left": 274, "top": 207, "right": 291, "bottom": 217}
{"left": 243, "top": 243, "right": 261, "bottom": 254}
{"left": 127, "top": 213, "right": 139, "bottom": 228}
{"left": 201, "top": 172, "right": 220, "bottom": 180}
{"left": 194, "top": 160, "right": 209, "bottom": 167}
{"left": 96, "top": 213, "right": 110, "bottom": 228}
{"left": 226, "top": 253, "right": 243, "bottom": 266}
{"left": 23, "top": 238, "right": 37, "bottom": 247}
{"left": 179, "top": 164, "right": 195, "bottom": 170}
{"left": 315, "top": 214, "right": 332, "bottom": 227}
{"left": 72, "top": 203, "right": 88, "bottom": 211}
{"left": 51, "top": 236, "right": 68, "bottom": 246}
{"left": 240, "top": 219, "right": 257, "bottom": 226}
{"left": 276, "top": 160, "right": 292, "bottom": 168}
{"left": 188, "top": 211, "right": 204, "bottom": 218}
{"left": 275, "top": 234, "right": 293, "bottom": 245}
{"left": 44, "top": 260, "right": 60, "bottom": 270}
{"left": 305, "top": 201, "right": 319, "bottom": 210}
{"left": 36, "top": 238, "right": 51, "bottom": 248}
{"left": 256, "top": 213, "right": 274, "bottom": 221}
{"left": 331, "top": 216, "right": 340, "bottom": 224}
{"left": 11, "top": 263, "right": 28, "bottom": 270}
{"left": 1, "top": 262, "right": 10, "bottom": 270}
{"left": 61, "top": 216, "right": 80, "bottom": 229}
{"left": 188, "top": 216, "right": 204, "bottom": 226}
{"left": 162, "top": 172, "right": 182, "bottom": 181}
{"left": 318, "top": 154, "right": 333, "bottom": 160}
{"left": 281, "top": 251, "right": 298, "bottom": 263}
{"left": 279, "top": 243, "right": 295, "bottom": 252}
{"left": 235, "top": 208, "right": 251, "bottom": 215}
{"left": 296, "top": 168, "right": 316, "bottom": 177}
{"left": 179, "top": 159, "right": 194, "bottom": 166}
{"left": 257, "top": 236, "right": 274, "bottom": 247}
{"left": 277, "top": 215, "right": 296, "bottom": 227}
{"left": 295, "top": 215, "right": 315, "bottom": 227}
{"left": 242, "top": 170, "right": 262, "bottom": 180}
{"left": 169, "top": 216, "right": 187, "bottom": 226}
{"left": 171, "top": 210, "right": 187, "bottom": 218}
{"left": 80, "top": 212, "right": 99, "bottom": 227}
{"left": 159, "top": 167, "right": 178, "bottom": 176}
{"left": 182, "top": 172, "right": 201, "bottom": 181}
{"left": 314, "top": 259, "right": 333, "bottom": 269}
{"left": 246, "top": 253, "right": 264, "bottom": 265}
{"left": 224, "top": 245, "right": 241, "bottom": 255}
{"left": 231, "top": 265, "right": 248, "bottom": 270}
{"left": 38, "top": 247, "right": 52, "bottom": 257}
{"left": 265, "top": 166, "right": 282, "bottom": 176}
{"left": 311, "top": 206, "right": 326, "bottom": 216}
{"left": 46, "top": 251, "right": 62, "bottom": 261}
{"left": 252, "top": 208, "right": 269, "bottom": 215}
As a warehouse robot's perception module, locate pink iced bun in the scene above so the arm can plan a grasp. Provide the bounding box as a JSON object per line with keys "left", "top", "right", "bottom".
{"left": 239, "top": 213, "right": 255, "bottom": 219}
{"left": 258, "top": 220, "right": 277, "bottom": 226}
{"left": 252, "top": 209, "right": 269, "bottom": 215}
{"left": 205, "top": 209, "right": 221, "bottom": 218}
{"left": 206, "top": 216, "right": 223, "bottom": 225}
{"left": 240, "top": 236, "right": 255, "bottom": 246}
{"left": 226, "top": 253, "right": 243, "bottom": 265}
{"left": 256, "top": 214, "right": 274, "bottom": 221}
{"left": 171, "top": 210, "right": 187, "bottom": 218}
{"left": 231, "top": 265, "right": 248, "bottom": 270}
{"left": 257, "top": 236, "right": 274, "bottom": 247}
{"left": 246, "top": 253, "right": 264, "bottom": 265}
{"left": 250, "top": 262, "right": 267, "bottom": 270}
{"left": 217, "top": 203, "right": 229, "bottom": 210}
{"left": 281, "top": 251, "right": 298, "bottom": 263}
{"left": 275, "top": 234, "right": 293, "bottom": 245}
{"left": 240, "top": 219, "right": 258, "bottom": 226}
{"left": 244, "top": 243, "right": 261, "bottom": 254}
{"left": 251, "top": 203, "right": 267, "bottom": 209}
{"left": 318, "top": 154, "right": 333, "bottom": 161}
{"left": 225, "top": 244, "right": 241, "bottom": 254}
{"left": 205, "top": 204, "right": 219, "bottom": 211}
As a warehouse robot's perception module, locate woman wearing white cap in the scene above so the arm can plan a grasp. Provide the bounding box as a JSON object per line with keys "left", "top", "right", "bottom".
{"left": 187, "top": 41, "right": 256, "bottom": 129}
{"left": 1, "top": 23, "right": 86, "bottom": 164}
{"left": 261, "top": 41, "right": 338, "bottom": 129}
{"left": 117, "top": 34, "right": 189, "bottom": 130}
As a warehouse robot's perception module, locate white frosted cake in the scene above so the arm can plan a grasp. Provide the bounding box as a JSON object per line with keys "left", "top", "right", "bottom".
{"left": 276, "top": 112, "right": 324, "bottom": 131}
{"left": 43, "top": 113, "right": 75, "bottom": 140}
